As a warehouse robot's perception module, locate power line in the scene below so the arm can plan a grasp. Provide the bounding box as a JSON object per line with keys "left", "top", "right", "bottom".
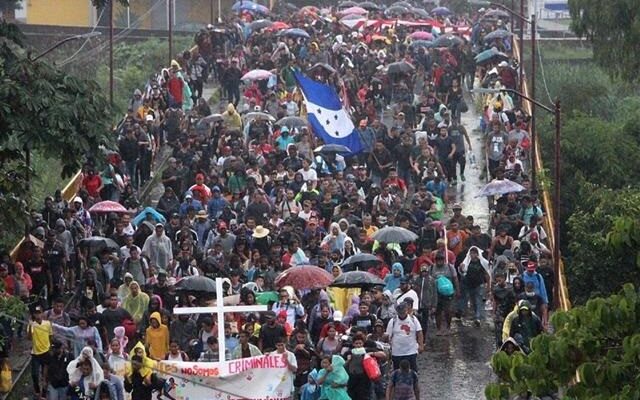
{"left": 56, "top": 6, "right": 106, "bottom": 66}
{"left": 535, "top": 34, "right": 554, "bottom": 104}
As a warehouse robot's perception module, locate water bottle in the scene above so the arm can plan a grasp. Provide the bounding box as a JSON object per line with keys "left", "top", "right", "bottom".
{"left": 469, "top": 153, "right": 477, "bottom": 169}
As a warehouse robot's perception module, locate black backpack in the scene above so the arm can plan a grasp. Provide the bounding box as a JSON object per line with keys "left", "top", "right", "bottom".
{"left": 464, "top": 261, "right": 486, "bottom": 288}
{"left": 349, "top": 353, "right": 365, "bottom": 376}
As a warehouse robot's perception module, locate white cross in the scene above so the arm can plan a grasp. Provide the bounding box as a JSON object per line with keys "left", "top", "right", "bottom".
{"left": 173, "top": 277, "right": 267, "bottom": 363}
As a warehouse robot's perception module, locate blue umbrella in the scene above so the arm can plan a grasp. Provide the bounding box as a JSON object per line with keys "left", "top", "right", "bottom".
{"left": 431, "top": 6, "right": 452, "bottom": 15}
{"left": 132, "top": 207, "right": 167, "bottom": 226}
{"left": 278, "top": 28, "right": 310, "bottom": 39}
{"left": 474, "top": 47, "right": 509, "bottom": 64}
{"left": 231, "top": 0, "right": 255, "bottom": 11}
{"left": 240, "top": 2, "right": 270, "bottom": 14}
{"left": 483, "top": 28, "right": 513, "bottom": 42}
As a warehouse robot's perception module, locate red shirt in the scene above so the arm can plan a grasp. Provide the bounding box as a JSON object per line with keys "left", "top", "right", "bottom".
{"left": 411, "top": 254, "right": 434, "bottom": 275}
{"left": 82, "top": 175, "right": 102, "bottom": 198}
{"left": 319, "top": 321, "right": 348, "bottom": 339}
{"left": 167, "top": 76, "right": 184, "bottom": 104}
{"left": 368, "top": 265, "right": 390, "bottom": 280}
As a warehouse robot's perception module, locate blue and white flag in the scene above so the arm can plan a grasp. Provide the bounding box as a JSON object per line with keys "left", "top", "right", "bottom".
{"left": 294, "top": 72, "right": 364, "bottom": 155}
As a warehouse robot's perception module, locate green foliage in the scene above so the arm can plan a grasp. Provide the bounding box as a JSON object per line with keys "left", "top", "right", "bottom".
{"left": 565, "top": 181, "right": 640, "bottom": 305}
{"left": 90, "top": 0, "right": 129, "bottom": 8}
{"left": 0, "top": 22, "right": 113, "bottom": 232}
{"left": 486, "top": 284, "right": 640, "bottom": 399}
{"left": 0, "top": 281, "right": 28, "bottom": 347}
{"left": 568, "top": 0, "right": 640, "bottom": 82}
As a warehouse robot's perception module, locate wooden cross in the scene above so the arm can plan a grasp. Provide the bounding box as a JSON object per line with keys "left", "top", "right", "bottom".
{"left": 173, "top": 277, "right": 268, "bottom": 363}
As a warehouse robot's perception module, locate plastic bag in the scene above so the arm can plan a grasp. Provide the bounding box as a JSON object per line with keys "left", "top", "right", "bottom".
{"left": 363, "top": 354, "right": 381, "bottom": 381}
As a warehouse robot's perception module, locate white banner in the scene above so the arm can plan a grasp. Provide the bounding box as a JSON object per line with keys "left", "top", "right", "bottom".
{"left": 158, "top": 354, "right": 293, "bottom": 400}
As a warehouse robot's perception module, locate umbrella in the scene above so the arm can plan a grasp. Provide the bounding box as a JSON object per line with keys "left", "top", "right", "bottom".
{"left": 330, "top": 271, "right": 385, "bottom": 289}
{"left": 409, "top": 39, "right": 433, "bottom": 49}
{"left": 300, "top": 5, "right": 319, "bottom": 12}
{"left": 371, "top": 226, "right": 418, "bottom": 243}
{"left": 359, "top": 1, "right": 381, "bottom": 10}
{"left": 307, "top": 62, "right": 337, "bottom": 74}
{"left": 239, "top": 2, "right": 270, "bottom": 14}
{"left": 341, "top": 253, "right": 380, "bottom": 271}
{"left": 476, "top": 179, "right": 525, "bottom": 197}
{"left": 338, "top": 0, "right": 359, "bottom": 9}
{"left": 276, "top": 116, "right": 308, "bottom": 129}
{"left": 274, "top": 265, "right": 334, "bottom": 290}
{"left": 242, "top": 111, "right": 276, "bottom": 122}
{"left": 390, "top": 1, "right": 412, "bottom": 7}
{"left": 132, "top": 207, "right": 166, "bottom": 226}
{"left": 483, "top": 9, "right": 511, "bottom": 18}
{"left": 89, "top": 200, "right": 128, "bottom": 214}
{"left": 474, "top": 47, "right": 509, "bottom": 64}
{"left": 410, "top": 31, "right": 434, "bottom": 40}
{"left": 431, "top": 34, "right": 464, "bottom": 47}
{"left": 385, "top": 5, "right": 410, "bottom": 16}
{"left": 78, "top": 236, "right": 120, "bottom": 255}
{"left": 483, "top": 28, "right": 513, "bottom": 42}
{"left": 199, "top": 113, "right": 224, "bottom": 124}
{"left": 249, "top": 19, "right": 273, "bottom": 30}
{"left": 278, "top": 28, "right": 310, "bottom": 39}
{"left": 411, "top": 7, "right": 430, "bottom": 18}
{"left": 386, "top": 61, "right": 416, "bottom": 74}
{"left": 339, "top": 6, "right": 368, "bottom": 16}
{"left": 314, "top": 144, "right": 352, "bottom": 154}
{"left": 268, "top": 21, "right": 291, "bottom": 31}
{"left": 431, "top": 6, "right": 452, "bottom": 15}
{"left": 174, "top": 276, "right": 217, "bottom": 294}
{"left": 232, "top": 0, "right": 255, "bottom": 11}
{"left": 241, "top": 69, "right": 274, "bottom": 81}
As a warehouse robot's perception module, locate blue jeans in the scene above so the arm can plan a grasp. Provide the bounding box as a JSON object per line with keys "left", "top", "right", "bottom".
{"left": 457, "top": 284, "right": 485, "bottom": 320}
{"left": 47, "top": 385, "right": 68, "bottom": 400}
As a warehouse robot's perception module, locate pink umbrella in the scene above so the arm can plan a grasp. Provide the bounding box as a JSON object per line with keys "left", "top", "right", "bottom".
{"left": 241, "top": 69, "right": 274, "bottom": 81}
{"left": 410, "top": 31, "right": 434, "bottom": 40}
{"left": 268, "top": 21, "right": 291, "bottom": 30}
{"left": 339, "top": 6, "right": 368, "bottom": 16}
{"left": 89, "top": 200, "right": 129, "bottom": 214}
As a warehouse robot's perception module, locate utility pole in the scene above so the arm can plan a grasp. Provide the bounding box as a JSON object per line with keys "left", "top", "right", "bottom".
{"left": 553, "top": 99, "right": 561, "bottom": 310}
{"left": 109, "top": 0, "right": 114, "bottom": 107}
{"left": 519, "top": 0, "right": 524, "bottom": 90}
{"left": 168, "top": 0, "right": 173, "bottom": 62}
{"left": 530, "top": 14, "right": 537, "bottom": 189}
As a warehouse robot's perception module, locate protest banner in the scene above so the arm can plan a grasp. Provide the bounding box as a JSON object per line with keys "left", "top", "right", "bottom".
{"left": 158, "top": 353, "right": 293, "bottom": 400}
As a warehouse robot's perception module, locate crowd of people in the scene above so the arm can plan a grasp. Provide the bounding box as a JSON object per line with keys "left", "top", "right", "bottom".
{"left": 0, "top": 1, "right": 555, "bottom": 400}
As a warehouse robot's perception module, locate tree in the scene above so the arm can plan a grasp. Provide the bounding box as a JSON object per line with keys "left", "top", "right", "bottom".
{"left": 486, "top": 283, "right": 640, "bottom": 399}
{"left": 568, "top": 0, "right": 640, "bottom": 81}
{"left": 564, "top": 181, "right": 640, "bottom": 304}
{"left": 0, "top": 22, "right": 113, "bottom": 233}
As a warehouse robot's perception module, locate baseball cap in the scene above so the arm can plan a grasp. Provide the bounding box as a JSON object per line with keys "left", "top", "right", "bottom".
{"left": 332, "top": 310, "right": 343, "bottom": 322}
{"left": 526, "top": 261, "right": 537, "bottom": 271}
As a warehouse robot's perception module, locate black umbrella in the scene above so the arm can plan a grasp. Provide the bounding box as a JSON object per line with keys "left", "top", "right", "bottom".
{"left": 331, "top": 271, "right": 385, "bottom": 288}
{"left": 386, "top": 61, "right": 415, "bottom": 74}
{"left": 483, "top": 29, "right": 513, "bottom": 42}
{"left": 341, "top": 253, "right": 380, "bottom": 271}
{"left": 174, "top": 276, "right": 216, "bottom": 294}
{"left": 249, "top": 19, "right": 274, "bottom": 30}
{"left": 78, "top": 236, "right": 120, "bottom": 255}
{"left": 371, "top": 226, "right": 418, "bottom": 243}
{"left": 432, "top": 34, "right": 464, "bottom": 48}
{"left": 307, "top": 62, "right": 337, "bottom": 74}
{"left": 338, "top": 0, "right": 359, "bottom": 8}
{"left": 199, "top": 113, "right": 224, "bottom": 124}
{"left": 359, "top": 1, "right": 381, "bottom": 10}
{"left": 385, "top": 5, "right": 410, "bottom": 16}
{"left": 411, "top": 7, "right": 430, "bottom": 18}
{"left": 483, "top": 9, "right": 511, "bottom": 18}
{"left": 276, "top": 116, "right": 308, "bottom": 130}
{"left": 314, "top": 144, "right": 352, "bottom": 154}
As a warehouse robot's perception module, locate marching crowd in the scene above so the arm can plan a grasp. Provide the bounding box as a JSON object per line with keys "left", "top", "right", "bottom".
{"left": 0, "top": 2, "right": 555, "bottom": 400}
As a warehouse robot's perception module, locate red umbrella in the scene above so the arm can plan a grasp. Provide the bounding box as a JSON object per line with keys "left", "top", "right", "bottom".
{"left": 275, "top": 265, "right": 333, "bottom": 290}
{"left": 267, "top": 21, "right": 291, "bottom": 31}
{"left": 89, "top": 200, "right": 129, "bottom": 214}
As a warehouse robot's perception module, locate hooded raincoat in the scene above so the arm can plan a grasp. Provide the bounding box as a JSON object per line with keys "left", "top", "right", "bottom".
{"left": 318, "top": 355, "right": 350, "bottom": 400}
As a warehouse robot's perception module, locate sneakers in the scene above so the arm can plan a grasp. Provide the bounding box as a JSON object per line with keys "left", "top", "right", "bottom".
{"left": 461, "top": 175, "right": 466, "bottom": 182}
{"left": 474, "top": 319, "right": 481, "bottom": 327}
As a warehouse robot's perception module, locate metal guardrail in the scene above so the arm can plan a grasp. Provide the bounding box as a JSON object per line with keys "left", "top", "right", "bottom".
{"left": 512, "top": 40, "right": 571, "bottom": 312}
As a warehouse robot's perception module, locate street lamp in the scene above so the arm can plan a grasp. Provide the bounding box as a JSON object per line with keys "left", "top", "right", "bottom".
{"left": 488, "top": 3, "right": 538, "bottom": 189}
{"left": 30, "top": 31, "right": 101, "bottom": 62}
{"left": 474, "top": 87, "right": 561, "bottom": 309}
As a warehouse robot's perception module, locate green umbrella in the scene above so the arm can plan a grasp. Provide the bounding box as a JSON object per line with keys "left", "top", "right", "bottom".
{"left": 256, "top": 291, "right": 279, "bottom": 305}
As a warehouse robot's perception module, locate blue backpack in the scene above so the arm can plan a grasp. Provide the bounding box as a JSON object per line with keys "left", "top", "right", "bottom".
{"left": 436, "top": 275, "right": 455, "bottom": 296}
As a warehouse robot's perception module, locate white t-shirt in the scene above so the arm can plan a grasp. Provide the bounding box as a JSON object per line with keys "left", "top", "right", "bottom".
{"left": 385, "top": 315, "right": 422, "bottom": 356}
{"left": 271, "top": 350, "right": 297, "bottom": 395}
{"left": 297, "top": 168, "right": 318, "bottom": 182}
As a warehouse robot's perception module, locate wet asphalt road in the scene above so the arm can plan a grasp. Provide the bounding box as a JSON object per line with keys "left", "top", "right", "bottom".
{"left": 415, "top": 92, "right": 496, "bottom": 399}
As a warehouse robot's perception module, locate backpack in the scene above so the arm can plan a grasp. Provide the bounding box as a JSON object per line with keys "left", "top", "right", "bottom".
{"left": 349, "top": 353, "right": 365, "bottom": 376}
{"left": 436, "top": 275, "right": 454, "bottom": 296}
{"left": 464, "top": 261, "right": 486, "bottom": 288}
